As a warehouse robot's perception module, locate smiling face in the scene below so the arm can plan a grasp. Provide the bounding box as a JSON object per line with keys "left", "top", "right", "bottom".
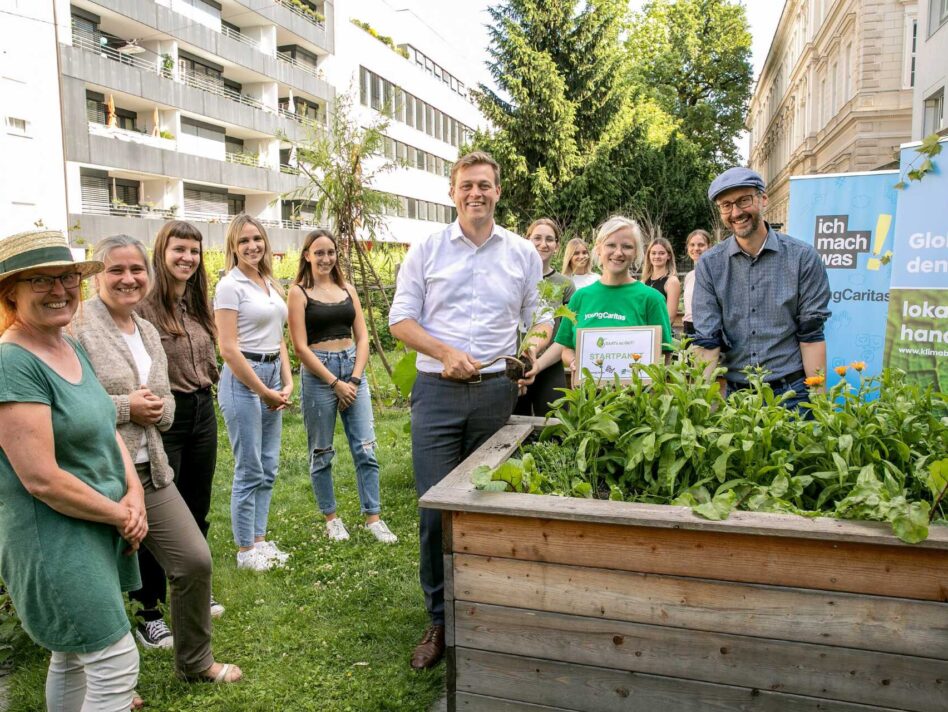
{"left": 97, "top": 245, "right": 150, "bottom": 314}
{"left": 687, "top": 233, "right": 711, "bottom": 263}
{"left": 596, "top": 227, "right": 638, "bottom": 279}
{"left": 10, "top": 266, "right": 83, "bottom": 331}
{"left": 164, "top": 236, "right": 202, "bottom": 286}
{"left": 716, "top": 187, "right": 767, "bottom": 241}
{"left": 647, "top": 242, "right": 670, "bottom": 271}
{"left": 570, "top": 243, "right": 591, "bottom": 274}
{"left": 305, "top": 235, "right": 337, "bottom": 278}
{"left": 234, "top": 222, "right": 267, "bottom": 271}
{"left": 450, "top": 163, "right": 501, "bottom": 229}
{"left": 528, "top": 225, "right": 558, "bottom": 268}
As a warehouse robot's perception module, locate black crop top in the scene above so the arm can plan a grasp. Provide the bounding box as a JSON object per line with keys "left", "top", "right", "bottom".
{"left": 301, "top": 285, "right": 356, "bottom": 344}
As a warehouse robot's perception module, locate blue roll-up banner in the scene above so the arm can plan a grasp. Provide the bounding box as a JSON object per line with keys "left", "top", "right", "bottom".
{"left": 788, "top": 171, "right": 898, "bottom": 392}
{"left": 883, "top": 138, "right": 948, "bottom": 395}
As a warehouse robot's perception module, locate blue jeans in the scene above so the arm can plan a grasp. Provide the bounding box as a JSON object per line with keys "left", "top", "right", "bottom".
{"left": 299, "top": 347, "right": 381, "bottom": 516}
{"left": 218, "top": 361, "right": 283, "bottom": 548}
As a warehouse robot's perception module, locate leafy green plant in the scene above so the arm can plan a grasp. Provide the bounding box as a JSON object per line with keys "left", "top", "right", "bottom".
{"left": 474, "top": 349, "right": 948, "bottom": 542}
{"left": 894, "top": 133, "right": 944, "bottom": 190}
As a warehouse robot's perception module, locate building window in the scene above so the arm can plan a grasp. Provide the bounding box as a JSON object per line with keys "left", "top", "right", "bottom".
{"left": 5, "top": 116, "right": 29, "bottom": 136}
{"left": 932, "top": 0, "right": 948, "bottom": 34}
{"left": 923, "top": 89, "right": 945, "bottom": 135}
{"left": 181, "top": 116, "right": 225, "bottom": 141}
{"left": 227, "top": 194, "right": 245, "bottom": 216}
{"left": 907, "top": 19, "right": 918, "bottom": 87}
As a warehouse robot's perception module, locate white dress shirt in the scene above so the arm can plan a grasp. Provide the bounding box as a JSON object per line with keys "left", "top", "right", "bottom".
{"left": 389, "top": 221, "right": 547, "bottom": 374}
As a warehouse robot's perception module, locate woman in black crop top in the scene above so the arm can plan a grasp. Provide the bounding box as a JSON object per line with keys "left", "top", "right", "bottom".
{"left": 287, "top": 229, "right": 397, "bottom": 544}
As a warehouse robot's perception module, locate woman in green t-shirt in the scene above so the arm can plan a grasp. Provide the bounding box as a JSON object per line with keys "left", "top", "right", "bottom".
{"left": 533, "top": 216, "right": 673, "bottom": 380}
{"left": 0, "top": 229, "right": 146, "bottom": 711}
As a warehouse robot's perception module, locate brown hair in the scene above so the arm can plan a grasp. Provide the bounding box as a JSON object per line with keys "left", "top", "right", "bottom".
{"left": 293, "top": 229, "right": 346, "bottom": 290}
{"left": 142, "top": 220, "right": 215, "bottom": 338}
{"left": 641, "top": 236, "right": 678, "bottom": 282}
{"left": 449, "top": 151, "right": 501, "bottom": 188}
{"left": 223, "top": 214, "right": 284, "bottom": 297}
{"left": 686, "top": 229, "right": 713, "bottom": 250}
{"left": 525, "top": 218, "right": 560, "bottom": 242}
{"left": 561, "top": 237, "right": 593, "bottom": 277}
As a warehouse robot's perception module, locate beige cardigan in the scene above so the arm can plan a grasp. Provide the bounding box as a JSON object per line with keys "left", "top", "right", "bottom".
{"left": 73, "top": 297, "right": 176, "bottom": 488}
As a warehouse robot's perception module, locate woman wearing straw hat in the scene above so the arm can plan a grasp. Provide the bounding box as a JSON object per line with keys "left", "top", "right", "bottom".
{"left": 0, "top": 229, "right": 145, "bottom": 711}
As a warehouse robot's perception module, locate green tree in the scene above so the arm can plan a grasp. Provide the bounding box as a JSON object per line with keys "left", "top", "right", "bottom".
{"left": 626, "top": 0, "right": 753, "bottom": 170}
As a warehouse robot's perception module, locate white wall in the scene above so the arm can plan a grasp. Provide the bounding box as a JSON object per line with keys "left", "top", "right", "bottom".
{"left": 913, "top": 1, "right": 948, "bottom": 138}
{"left": 0, "top": 0, "right": 69, "bottom": 235}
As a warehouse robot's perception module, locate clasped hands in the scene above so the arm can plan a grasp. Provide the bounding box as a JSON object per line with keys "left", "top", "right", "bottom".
{"left": 261, "top": 383, "right": 294, "bottom": 412}
{"left": 129, "top": 386, "right": 164, "bottom": 425}
{"left": 116, "top": 487, "right": 147, "bottom": 555}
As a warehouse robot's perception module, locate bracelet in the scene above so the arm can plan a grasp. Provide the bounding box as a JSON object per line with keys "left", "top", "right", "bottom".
{"left": 349, "top": 375, "right": 362, "bottom": 386}
{"left": 329, "top": 377, "right": 339, "bottom": 388}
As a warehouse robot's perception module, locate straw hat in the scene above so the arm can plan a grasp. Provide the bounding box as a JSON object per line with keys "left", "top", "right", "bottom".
{"left": 0, "top": 230, "right": 103, "bottom": 282}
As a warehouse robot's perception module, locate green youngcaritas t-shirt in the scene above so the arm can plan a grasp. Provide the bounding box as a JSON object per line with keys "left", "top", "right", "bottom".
{"left": 554, "top": 280, "right": 673, "bottom": 350}
{"left": 0, "top": 341, "right": 140, "bottom": 653}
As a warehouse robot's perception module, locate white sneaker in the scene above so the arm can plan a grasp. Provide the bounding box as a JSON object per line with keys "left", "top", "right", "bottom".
{"left": 236, "top": 548, "right": 272, "bottom": 571}
{"left": 366, "top": 519, "right": 398, "bottom": 544}
{"left": 255, "top": 540, "right": 289, "bottom": 565}
{"left": 210, "top": 596, "right": 225, "bottom": 618}
{"left": 326, "top": 518, "right": 350, "bottom": 541}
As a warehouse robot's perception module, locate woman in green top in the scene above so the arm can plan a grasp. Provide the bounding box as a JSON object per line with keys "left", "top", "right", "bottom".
{"left": 533, "top": 216, "right": 673, "bottom": 379}
{"left": 0, "top": 230, "right": 145, "bottom": 711}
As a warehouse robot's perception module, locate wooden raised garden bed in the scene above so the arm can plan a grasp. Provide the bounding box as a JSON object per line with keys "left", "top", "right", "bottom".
{"left": 420, "top": 416, "right": 948, "bottom": 712}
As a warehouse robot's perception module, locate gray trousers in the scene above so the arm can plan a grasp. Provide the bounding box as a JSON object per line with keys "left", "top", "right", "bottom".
{"left": 411, "top": 373, "right": 518, "bottom": 625}
{"left": 138, "top": 464, "right": 214, "bottom": 675}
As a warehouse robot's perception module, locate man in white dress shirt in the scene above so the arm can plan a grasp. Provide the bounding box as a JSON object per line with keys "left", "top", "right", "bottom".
{"left": 389, "top": 151, "right": 549, "bottom": 670}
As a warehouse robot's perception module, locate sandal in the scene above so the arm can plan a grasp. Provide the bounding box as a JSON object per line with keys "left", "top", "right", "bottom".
{"left": 179, "top": 662, "right": 243, "bottom": 684}
{"left": 131, "top": 693, "right": 144, "bottom": 710}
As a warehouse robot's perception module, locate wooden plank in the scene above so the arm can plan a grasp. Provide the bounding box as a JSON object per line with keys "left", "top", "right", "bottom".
{"left": 456, "top": 648, "right": 910, "bottom": 712}
{"left": 451, "top": 512, "right": 948, "bottom": 601}
{"left": 455, "top": 692, "right": 574, "bottom": 711}
{"left": 420, "top": 418, "right": 948, "bottom": 551}
{"left": 454, "top": 603, "right": 947, "bottom": 712}
{"left": 444, "top": 555, "right": 455, "bottom": 648}
{"left": 452, "top": 554, "right": 948, "bottom": 658}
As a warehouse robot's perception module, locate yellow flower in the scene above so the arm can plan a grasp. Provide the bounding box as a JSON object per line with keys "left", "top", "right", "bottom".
{"left": 851, "top": 361, "right": 866, "bottom": 372}
{"left": 804, "top": 374, "right": 825, "bottom": 388}
{"left": 834, "top": 365, "right": 848, "bottom": 377}
{"left": 632, "top": 353, "right": 642, "bottom": 362}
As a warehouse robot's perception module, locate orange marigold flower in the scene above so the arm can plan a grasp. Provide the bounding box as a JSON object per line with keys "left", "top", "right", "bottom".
{"left": 804, "top": 375, "right": 825, "bottom": 388}
{"left": 632, "top": 353, "right": 642, "bottom": 362}
{"left": 834, "top": 365, "right": 847, "bottom": 376}
{"left": 851, "top": 361, "right": 866, "bottom": 372}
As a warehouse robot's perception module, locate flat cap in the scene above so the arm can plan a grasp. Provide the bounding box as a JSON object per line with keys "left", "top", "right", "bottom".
{"left": 708, "top": 167, "right": 766, "bottom": 202}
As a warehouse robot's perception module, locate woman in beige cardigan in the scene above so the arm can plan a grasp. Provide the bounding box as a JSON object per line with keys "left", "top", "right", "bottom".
{"left": 72, "top": 235, "right": 241, "bottom": 687}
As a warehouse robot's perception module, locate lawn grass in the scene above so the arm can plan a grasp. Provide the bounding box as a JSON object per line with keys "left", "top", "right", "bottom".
{"left": 3, "top": 396, "right": 444, "bottom": 710}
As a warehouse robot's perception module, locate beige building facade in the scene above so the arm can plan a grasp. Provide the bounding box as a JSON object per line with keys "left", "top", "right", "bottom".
{"left": 747, "top": 0, "right": 918, "bottom": 226}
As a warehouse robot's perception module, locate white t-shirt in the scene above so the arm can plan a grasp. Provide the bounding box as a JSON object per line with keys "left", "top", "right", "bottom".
{"left": 683, "top": 270, "right": 696, "bottom": 322}
{"left": 571, "top": 272, "right": 600, "bottom": 290}
{"left": 213, "top": 268, "right": 288, "bottom": 354}
{"left": 121, "top": 325, "right": 152, "bottom": 464}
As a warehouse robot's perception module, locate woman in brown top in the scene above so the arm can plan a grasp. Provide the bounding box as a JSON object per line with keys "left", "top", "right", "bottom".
{"left": 137, "top": 221, "right": 225, "bottom": 627}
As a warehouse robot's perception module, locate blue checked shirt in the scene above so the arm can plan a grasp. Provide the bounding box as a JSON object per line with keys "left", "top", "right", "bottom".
{"left": 692, "top": 225, "right": 831, "bottom": 383}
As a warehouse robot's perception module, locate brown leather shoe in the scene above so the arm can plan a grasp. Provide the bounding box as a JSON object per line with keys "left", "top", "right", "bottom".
{"left": 410, "top": 624, "right": 445, "bottom": 670}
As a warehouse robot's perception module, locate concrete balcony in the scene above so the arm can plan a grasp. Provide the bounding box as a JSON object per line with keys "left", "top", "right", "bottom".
{"left": 60, "top": 43, "right": 313, "bottom": 142}
{"left": 82, "top": 0, "right": 334, "bottom": 101}
{"left": 242, "top": 0, "right": 334, "bottom": 54}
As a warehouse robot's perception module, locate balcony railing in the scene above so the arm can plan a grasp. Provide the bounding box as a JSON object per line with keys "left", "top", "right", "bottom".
{"left": 180, "top": 70, "right": 270, "bottom": 112}
{"left": 221, "top": 24, "right": 260, "bottom": 51}
{"left": 81, "top": 200, "right": 177, "bottom": 220}
{"left": 276, "top": 50, "right": 322, "bottom": 79}
{"left": 182, "top": 210, "right": 234, "bottom": 224}
{"left": 89, "top": 122, "right": 177, "bottom": 150}
{"left": 280, "top": 163, "right": 301, "bottom": 175}
{"left": 225, "top": 151, "right": 264, "bottom": 167}
{"left": 71, "top": 31, "right": 162, "bottom": 74}
{"left": 275, "top": 0, "right": 325, "bottom": 28}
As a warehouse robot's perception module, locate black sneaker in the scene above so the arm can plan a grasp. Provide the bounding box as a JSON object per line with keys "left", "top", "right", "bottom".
{"left": 135, "top": 619, "right": 173, "bottom": 649}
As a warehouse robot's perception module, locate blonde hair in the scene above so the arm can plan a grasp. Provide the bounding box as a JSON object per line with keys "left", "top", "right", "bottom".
{"left": 593, "top": 216, "right": 644, "bottom": 272}
{"left": 0, "top": 277, "right": 15, "bottom": 334}
{"left": 223, "top": 214, "right": 284, "bottom": 297}
{"left": 641, "top": 237, "right": 678, "bottom": 283}
{"left": 561, "top": 237, "right": 592, "bottom": 277}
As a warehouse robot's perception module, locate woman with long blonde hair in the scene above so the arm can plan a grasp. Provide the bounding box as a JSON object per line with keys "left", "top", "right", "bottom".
{"left": 214, "top": 215, "right": 293, "bottom": 572}
{"left": 560, "top": 237, "right": 599, "bottom": 290}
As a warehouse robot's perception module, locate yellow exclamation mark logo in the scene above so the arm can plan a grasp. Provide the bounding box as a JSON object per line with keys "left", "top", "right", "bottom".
{"left": 866, "top": 213, "right": 893, "bottom": 271}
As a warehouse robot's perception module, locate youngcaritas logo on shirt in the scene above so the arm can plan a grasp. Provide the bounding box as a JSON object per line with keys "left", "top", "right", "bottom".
{"left": 585, "top": 311, "right": 627, "bottom": 322}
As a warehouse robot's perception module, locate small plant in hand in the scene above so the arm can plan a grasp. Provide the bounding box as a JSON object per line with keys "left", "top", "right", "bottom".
{"left": 473, "top": 349, "right": 948, "bottom": 543}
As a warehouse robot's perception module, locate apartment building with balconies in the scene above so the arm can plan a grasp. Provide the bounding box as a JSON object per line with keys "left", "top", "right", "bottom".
{"left": 746, "top": 0, "right": 917, "bottom": 226}
{"left": 913, "top": 0, "right": 948, "bottom": 138}
{"left": 322, "top": 0, "right": 486, "bottom": 244}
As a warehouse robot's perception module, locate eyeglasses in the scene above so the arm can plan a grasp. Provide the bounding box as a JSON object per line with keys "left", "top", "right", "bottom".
{"left": 716, "top": 194, "right": 757, "bottom": 216}
{"left": 17, "top": 272, "right": 82, "bottom": 293}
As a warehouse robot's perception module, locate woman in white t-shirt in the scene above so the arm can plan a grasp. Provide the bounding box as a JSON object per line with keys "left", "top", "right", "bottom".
{"left": 74, "top": 235, "right": 242, "bottom": 692}
{"left": 560, "top": 237, "right": 600, "bottom": 290}
{"left": 214, "top": 215, "right": 293, "bottom": 573}
{"left": 682, "top": 229, "right": 713, "bottom": 337}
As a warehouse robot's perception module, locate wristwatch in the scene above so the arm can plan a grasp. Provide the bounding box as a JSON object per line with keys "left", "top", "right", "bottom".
{"left": 349, "top": 375, "right": 362, "bottom": 386}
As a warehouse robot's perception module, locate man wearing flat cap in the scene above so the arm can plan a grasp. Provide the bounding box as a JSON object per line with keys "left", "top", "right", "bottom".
{"left": 692, "top": 167, "right": 831, "bottom": 410}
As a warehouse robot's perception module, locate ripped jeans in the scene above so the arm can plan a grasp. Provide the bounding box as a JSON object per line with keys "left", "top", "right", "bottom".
{"left": 299, "top": 346, "right": 381, "bottom": 516}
